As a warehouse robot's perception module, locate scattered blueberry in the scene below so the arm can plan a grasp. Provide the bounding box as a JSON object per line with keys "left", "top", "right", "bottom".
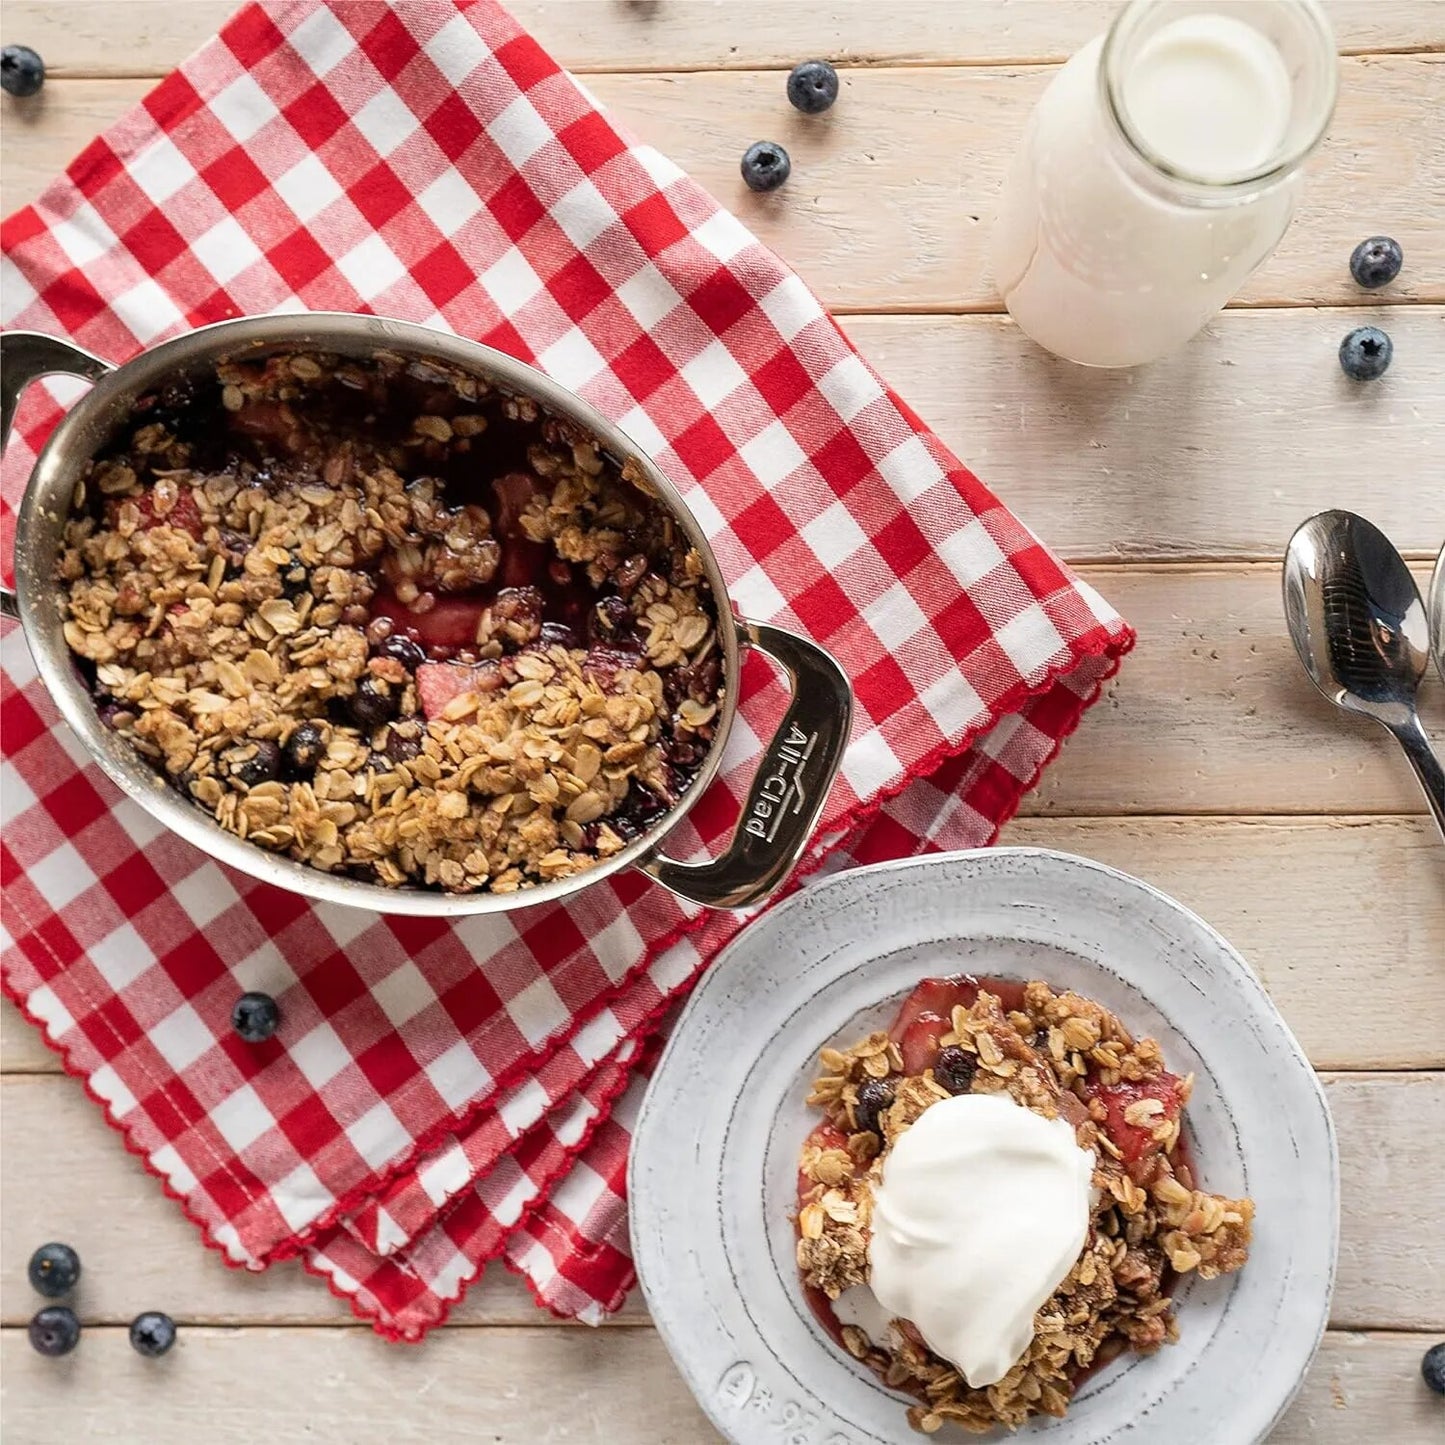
{"left": 129, "top": 1311, "right": 177, "bottom": 1358}
{"left": 28, "top": 1243, "right": 81, "bottom": 1298}
{"left": 1338, "top": 326, "right": 1393, "bottom": 381}
{"left": 232, "top": 991, "right": 280, "bottom": 1043}
{"left": 29, "top": 1306, "right": 80, "bottom": 1357}
{"left": 1348, "top": 235, "right": 1403, "bottom": 290}
{"left": 283, "top": 721, "right": 327, "bottom": 777}
{"left": 372, "top": 633, "right": 426, "bottom": 672}
{"left": 741, "top": 141, "right": 791, "bottom": 193}
{"left": 1, "top": 46, "right": 45, "bottom": 99}
{"left": 348, "top": 676, "right": 400, "bottom": 729}
{"left": 853, "top": 1078, "right": 894, "bottom": 1136}
{"left": 787, "top": 60, "right": 839, "bottom": 115}
{"left": 232, "top": 739, "right": 281, "bottom": 788}
{"left": 933, "top": 1045, "right": 978, "bottom": 1096}
{"left": 1423, "top": 1342, "right": 1445, "bottom": 1396}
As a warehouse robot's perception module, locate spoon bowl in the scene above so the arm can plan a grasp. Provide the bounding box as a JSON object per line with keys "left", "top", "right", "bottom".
{"left": 1283, "top": 510, "right": 1445, "bottom": 839}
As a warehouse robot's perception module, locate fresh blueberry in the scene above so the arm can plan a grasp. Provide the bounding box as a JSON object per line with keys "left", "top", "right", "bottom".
{"left": 1, "top": 46, "right": 45, "bottom": 99}
{"left": 1348, "top": 235, "right": 1403, "bottom": 290}
{"left": 232, "top": 991, "right": 280, "bottom": 1043}
{"left": 853, "top": 1078, "right": 894, "bottom": 1136}
{"left": 787, "top": 60, "right": 839, "bottom": 115}
{"left": 28, "top": 1243, "right": 81, "bottom": 1298}
{"left": 129, "top": 1311, "right": 177, "bottom": 1358}
{"left": 933, "top": 1045, "right": 978, "bottom": 1095}
{"left": 283, "top": 721, "right": 327, "bottom": 777}
{"left": 1423, "top": 1342, "right": 1445, "bottom": 1396}
{"left": 1339, "top": 326, "right": 1393, "bottom": 381}
{"left": 348, "top": 676, "right": 400, "bottom": 729}
{"left": 232, "top": 739, "right": 281, "bottom": 788}
{"left": 29, "top": 1306, "right": 80, "bottom": 1357}
{"left": 741, "top": 141, "right": 791, "bottom": 193}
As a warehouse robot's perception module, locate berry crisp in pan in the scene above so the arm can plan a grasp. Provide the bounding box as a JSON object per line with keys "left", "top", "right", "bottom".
{"left": 57, "top": 349, "right": 724, "bottom": 895}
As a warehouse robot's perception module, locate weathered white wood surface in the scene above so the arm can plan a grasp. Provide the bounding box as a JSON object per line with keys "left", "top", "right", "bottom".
{"left": 2, "top": 0, "right": 1439, "bottom": 74}
{"left": 4, "top": 61, "right": 1443, "bottom": 312}
{"left": 2, "top": 4, "right": 1442, "bottom": 1444}
{"left": 2, "top": 1070, "right": 1439, "bottom": 1330}
{"left": 5, "top": 816, "right": 1443, "bottom": 1075}
{"left": 0, "top": 1324, "right": 1441, "bottom": 1445}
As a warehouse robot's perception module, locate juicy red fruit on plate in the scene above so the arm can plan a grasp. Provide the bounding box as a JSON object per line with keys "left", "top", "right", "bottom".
{"left": 1090, "top": 1073, "right": 1184, "bottom": 1169}
{"left": 889, "top": 976, "right": 982, "bottom": 1075}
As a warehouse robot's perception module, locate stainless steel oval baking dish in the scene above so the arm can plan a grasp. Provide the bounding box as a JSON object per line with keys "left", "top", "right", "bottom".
{"left": 0, "top": 314, "right": 852, "bottom": 917}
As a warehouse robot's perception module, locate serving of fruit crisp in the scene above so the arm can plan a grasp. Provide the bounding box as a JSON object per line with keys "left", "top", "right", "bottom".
{"left": 56, "top": 349, "right": 722, "bottom": 894}
{"left": 795, "top": 975, "right": 1254, "bottom": 1435}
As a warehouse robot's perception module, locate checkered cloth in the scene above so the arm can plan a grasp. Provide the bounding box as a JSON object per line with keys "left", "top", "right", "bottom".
{"left": 0, "top": 0, "right": 1132, "bottom": 1336}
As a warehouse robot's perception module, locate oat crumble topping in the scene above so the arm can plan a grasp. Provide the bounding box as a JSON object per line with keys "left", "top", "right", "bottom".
{"left": 58, "top": 349, "right": 723, "bottom": 894}
{"left": 796, "top": 978, "right": 1254, "bottom": 1434}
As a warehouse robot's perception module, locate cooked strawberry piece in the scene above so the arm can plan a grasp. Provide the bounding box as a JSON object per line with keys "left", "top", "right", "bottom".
{"left": 370, "top": 589, "right": 485, "bottom": 654}
{"left": 108, "top": 489, "right": 203, "bottom": 540}
{"left": 499, "top": 536, "right": 550, "bottom": 589}
{"left": 889, "top": 976, "right": 981, "bottom": 1046}
{"left": 1090, "top": 1073, "right": 1184, "bottom": 1169}
{"left": 897, "top": 1012, "right": 949, "bottom": 1076}
{"left": 491, "top": 471, "right": 539, "bottom": 537}
{"left": 230, "top": 399, "right": 298, "bottom": 450}
{"left": 416, "top": 660, "right": 506, "bottom": 720}
{"left": 796, "top": 1123, "right": 851, "bottom": 1204}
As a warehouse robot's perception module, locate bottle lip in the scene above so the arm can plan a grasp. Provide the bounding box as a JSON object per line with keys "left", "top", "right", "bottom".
{"left": 1100, "top": 0, "right": 1338, "bottom": 194}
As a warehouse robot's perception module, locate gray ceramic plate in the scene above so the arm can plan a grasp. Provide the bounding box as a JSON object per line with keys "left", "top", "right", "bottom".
{"left": 629, "top": 849, "right": 1338, "bottom": 1444}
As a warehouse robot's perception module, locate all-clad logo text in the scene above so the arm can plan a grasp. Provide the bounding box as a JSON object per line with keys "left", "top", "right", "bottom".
{"left": 744, "top": 723, "right": 817, "bottom": 843}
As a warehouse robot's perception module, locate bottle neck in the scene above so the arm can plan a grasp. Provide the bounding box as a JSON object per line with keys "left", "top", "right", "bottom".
{"left": 1097, "top": 0, "right": 1337, "bottom": 209}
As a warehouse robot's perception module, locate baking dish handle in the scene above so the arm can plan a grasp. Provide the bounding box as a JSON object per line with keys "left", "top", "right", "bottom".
{"left": 638, "top": 619, "right": 852, "bottom": 911}
{"left": 1, "top": 330, "right": 114, "bottom": 620}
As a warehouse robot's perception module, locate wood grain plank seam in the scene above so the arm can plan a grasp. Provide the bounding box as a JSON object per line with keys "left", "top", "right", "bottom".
{"left": 35, "top": 41, "right": 1445, "bottom": 81}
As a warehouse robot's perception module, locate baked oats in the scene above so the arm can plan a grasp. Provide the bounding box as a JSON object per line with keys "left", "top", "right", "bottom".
{"left": 57, "top": 350, "right": 723, "bottom": 894}
{"left": 796, "top": 977, "right": 1254, "bottom": 1434}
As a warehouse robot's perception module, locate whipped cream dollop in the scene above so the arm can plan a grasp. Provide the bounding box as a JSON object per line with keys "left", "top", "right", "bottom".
{"left": 867, "top": 1092, "right": 1095, "bottom": 1388}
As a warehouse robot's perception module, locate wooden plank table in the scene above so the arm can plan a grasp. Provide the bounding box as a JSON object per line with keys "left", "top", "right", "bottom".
{"left": 2, "top": 3, "right": 1442, "bottom": 1440}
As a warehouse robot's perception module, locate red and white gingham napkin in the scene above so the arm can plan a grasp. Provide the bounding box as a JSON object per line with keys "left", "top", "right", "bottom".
{"left": 0, "top": 0, "right": 1132, "bottom": 1336}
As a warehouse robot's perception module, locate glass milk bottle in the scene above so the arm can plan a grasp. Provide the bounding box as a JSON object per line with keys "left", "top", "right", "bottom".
{"left": 989, "top": 0, "right": 1337, "bottom": 367}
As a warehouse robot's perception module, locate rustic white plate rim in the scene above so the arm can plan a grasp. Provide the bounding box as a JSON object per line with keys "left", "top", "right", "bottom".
{"left": 629, "top": 847, "right": 1339, "bottom": 1445}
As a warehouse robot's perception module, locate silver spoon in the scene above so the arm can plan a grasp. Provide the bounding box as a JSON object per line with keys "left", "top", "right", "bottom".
{"left": 1283, "top": 510, "right": 1445, "bottom": 840}
{"left": 1430, "top": 543, "right": 1445, "bottom": 685}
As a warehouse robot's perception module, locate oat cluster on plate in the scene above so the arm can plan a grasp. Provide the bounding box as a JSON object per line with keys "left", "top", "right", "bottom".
{"left": 57, "top": 350, "right": 723, "bottom": 894}
{"left": 797, "top": 980, "right": 1254, "bottom": 1435}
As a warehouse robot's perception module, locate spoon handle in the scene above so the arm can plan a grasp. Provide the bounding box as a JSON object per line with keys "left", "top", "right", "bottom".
{"left": 1393, "top": 715, "right": 1445, "bottom": 843}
